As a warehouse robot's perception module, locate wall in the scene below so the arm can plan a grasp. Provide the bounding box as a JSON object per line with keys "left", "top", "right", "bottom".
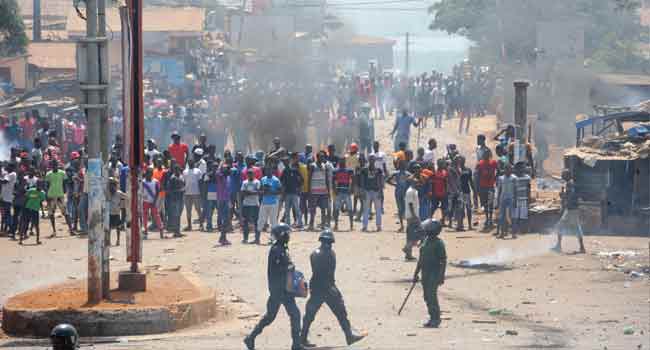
{"left": 0, "top": 57, "right": 29, "bottom": 90}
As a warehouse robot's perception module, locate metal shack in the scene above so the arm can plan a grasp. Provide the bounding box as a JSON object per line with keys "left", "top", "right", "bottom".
{"left": 564, "top": 111, "right": 650, "bottom": 233}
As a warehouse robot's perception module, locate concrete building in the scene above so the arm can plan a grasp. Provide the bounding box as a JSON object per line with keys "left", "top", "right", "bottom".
{"left": 0, "top": 55, "right": 30, "bottom": 93}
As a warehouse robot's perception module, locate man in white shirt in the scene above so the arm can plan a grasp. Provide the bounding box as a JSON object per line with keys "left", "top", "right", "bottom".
{"left": 1, "top": 163, "right": 17, "bottom": 235}
{"left": 402, "top": 179, "right": 420, "bottom": 261}
{"left": 182, "top": 160, "right": 203, "bottom": 231}
{"left": 370, "top": 141, "right": 388, "bottom": 175}
{"left": 423, "top": 138, "right": 437, "bottom": 165}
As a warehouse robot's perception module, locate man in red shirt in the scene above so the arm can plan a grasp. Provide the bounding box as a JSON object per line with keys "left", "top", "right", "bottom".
{"left": 168, "top": 131, "right": 189, "bottom": 168}
{"left": 476, "top": 150, "right": 498, "bottom": 229}
{"left": 431, "top": 159, "right": 448, "bottom": 225}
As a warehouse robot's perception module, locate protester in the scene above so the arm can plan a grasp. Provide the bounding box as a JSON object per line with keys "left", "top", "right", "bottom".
{"left": 281, "top": 153, "right": 304, "bottom": 229}
{"left": 360, "top": 154, "right": 383, "bottom": 232}
{"left": 182, "top": 160, "right": 203, "bottom": 232}
{"left": 241, "top": 168, "right": 261, "bottom": 244}
{"left": 308, "top": 151, "right": 331, "bottom": 231}
{"left": 46, "top": 161, "right": 72, "bottom": 237}
{"left": 142, "top": 168, "right": 164, "bottom": 239}
{"left": 258, "top": 167, "right": 282, "bottom": 238}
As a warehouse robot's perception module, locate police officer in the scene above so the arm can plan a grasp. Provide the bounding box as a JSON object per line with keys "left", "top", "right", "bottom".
{"left": 300, "top": 229, "right": 365, "bottom": 348}
{"left": 50, "top": 324, "right": 79, "bottom": 350}
{"left": 244, "top": 223, "right": 303, "bottom": 350}
{"left": 412, "top": 219, "right": 447, "bottom": 328}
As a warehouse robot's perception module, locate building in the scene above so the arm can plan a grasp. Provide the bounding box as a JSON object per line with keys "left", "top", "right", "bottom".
{"left": 0, "top": 55, "right": 30, "bottom": 93}
{"left": 66, "top": 6, "right": 205, "bottom": 86}
{"left": 27, "top": 42, "right": 77, "bottom": 80}
{"left": 328, "top": 35, "right": 396, "bottom": 72}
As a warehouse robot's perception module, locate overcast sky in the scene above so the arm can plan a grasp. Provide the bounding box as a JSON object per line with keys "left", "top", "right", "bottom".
{"left": 331, "top": 0, "right": 470, "bottom": 73}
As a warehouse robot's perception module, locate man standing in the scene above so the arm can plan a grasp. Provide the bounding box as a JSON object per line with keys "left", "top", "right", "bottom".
{"left": 513, "top": 162, "right": 531, "bottom": 236}
{"left": 281, "top": 153, "right": 304, "bottom": 229}
{"left": 386, "top": 160, "right": 411, "bottom": 232}
{"left": 496, "top": 164, "right": 516, "bottom": 239}
{"left": 390, "top": 109, "right": 419, "bottom": 152}
{"left": 403, "top": 179, "right": 420, "bottom": 260}
{"left": 308, "top": 152, "right": 330, "bottom": 231}
{"left": 360, "top": 154, "right": 383, "bottom": 232}
{"left": 474, "top": 135, "right": 490, "bottom": 208}
{"left": 216, "top": 165, "right": 232, "bottom": 245}
{"left": 142, "top": 168, "right": 164, "bottom": 239}
{"left": 457, "top": 156, "right": 475, "bottom": 231}
{"left": 412, "top": 219, "right": 447, "bottom": 328}
{"left": 168, "top": 131, "right": 189, "bottom": 168}
{"left": 46, "top": 161, "right": 72, "bottom": 237}
{"left": 300, "top": 229, "right": 365, "bottom": 348}
{"left": 332, "top": 158, "right": 354, "bottom": 231}
{"left": 244, "top": 224, "right": 303, "bottom": 350}
{"left": 431, "top": 159, "right": 448, "bottom": 226}
{"left": 476, "top": 150, "right": 497, "bottom": 229}
{"left": 182, "top": 160, "right": 203, "bottom": 231}
{"left": 241, "top": 169, "right": 261, "bottom": 244}
{"left": 1, "top": 163, "right": 17, "bottom": 235}
{"left": 258, "top": 167, "right": 282, "bottom": 238}
{"left": 422, "top": 138, "right": 437, "bottom": 165}
{"left": 357, "top": 103, "right": 373, "bottom": 155}
{"left": 166, "top": 165, "right": 185, "bottom": 238}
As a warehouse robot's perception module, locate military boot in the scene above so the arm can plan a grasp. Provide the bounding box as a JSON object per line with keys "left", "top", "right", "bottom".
{"left": 243, "top": 335, "right": 255, "bottom": 350}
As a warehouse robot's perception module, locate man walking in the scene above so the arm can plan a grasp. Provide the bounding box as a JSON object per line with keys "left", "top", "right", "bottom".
{"left": 300, "top": 229, "right": 365, "bottom": 348}
{"left": 244, "top": 224, "right": 303, "bottom": 350}
{"left": 390, "top": 109, "right": 419, "bottom": 152}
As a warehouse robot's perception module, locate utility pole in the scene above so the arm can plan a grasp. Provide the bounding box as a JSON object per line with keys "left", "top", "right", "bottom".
{"left": 405, "top": 32, "right": 410, "bottom": 78}
{"left": 33, "top": 0, "right": 41, "bottom": 41}
{"left": 78, "top": 0, "right": 109, "bottom": 304}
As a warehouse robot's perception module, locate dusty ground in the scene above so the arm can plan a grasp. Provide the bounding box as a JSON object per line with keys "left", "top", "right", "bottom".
{"left": 0, "top": 115, "right": 648, "bottom": 350}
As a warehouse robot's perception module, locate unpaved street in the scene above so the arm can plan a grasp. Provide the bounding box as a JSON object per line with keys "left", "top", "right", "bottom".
{"left": 1, "top": 117, "right": 648, "bottom": 350}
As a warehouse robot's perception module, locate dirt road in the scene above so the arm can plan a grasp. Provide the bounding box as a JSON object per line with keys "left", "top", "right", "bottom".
{"left": 1, "top": 116, "right": 648, "bottom": 350}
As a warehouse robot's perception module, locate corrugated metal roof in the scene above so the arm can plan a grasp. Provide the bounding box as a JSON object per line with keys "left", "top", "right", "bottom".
{"left": 598, "top": 73, "right": 650, "bottom": 86}
{"left": 67, "top": 6, "right": 204, "bottom": 33}
{"left": 28, "top": 42, "right": 77, "bottom": 69}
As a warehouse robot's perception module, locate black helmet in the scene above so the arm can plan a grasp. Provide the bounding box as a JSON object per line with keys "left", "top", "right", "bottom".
{"left": 50, "top": 324, "right": 79, "bottom": 350}
{"left": 420, "top": 219, "right": 442, "bottom": 237}
{"left": 318, "top": 228, "right": 335, "bottom": 243}
{"left": 271, "top": 223, "right": 291, "bottom": 242}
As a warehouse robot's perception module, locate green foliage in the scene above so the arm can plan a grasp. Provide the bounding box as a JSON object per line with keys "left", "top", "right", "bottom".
{"left": 429, "top": 0, "right": 648, "bottom": 72}
{"left": 0, "top": 0, "right": 28, "bottom": 56}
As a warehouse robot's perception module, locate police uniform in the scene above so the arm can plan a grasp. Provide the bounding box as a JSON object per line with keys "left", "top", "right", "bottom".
{"left": 301, "top": 230, "right": 363, "bottom": 347}
{"left": 418, "top": 229, "right": 447, "bottom": 326}
{"left": 246, "top": 235, "right": 302, "bottom": 350}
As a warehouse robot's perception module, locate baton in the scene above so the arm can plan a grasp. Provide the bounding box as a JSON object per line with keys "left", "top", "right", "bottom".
{"left": 397, "top": 280, "right": 418, "bottom": 315}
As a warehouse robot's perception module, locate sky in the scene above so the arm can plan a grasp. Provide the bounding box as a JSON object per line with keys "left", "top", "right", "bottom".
{"left": 329, "top": 0, "right": 470, "bottom": 73}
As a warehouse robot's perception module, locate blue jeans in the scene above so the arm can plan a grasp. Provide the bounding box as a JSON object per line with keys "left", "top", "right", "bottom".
{"left": 283, "top": 194, "right": 302, "bottom": 227}
{"left": 66, "top": 195, "right": 77, "bottom": 226}
{"left": 204, "top": 200, "right": 217, "bottom": 230}
{"left": 79, "top": 193, "right": 88, "bottom": 232}
{"left": 499, "top": 197, "right": 514, "bottom": 230}
{"left": 217, "top": 200, "right": 230, "bottom": 231}
{"left": 362, "top": 190, "right": 382, "bottom": 230}
{"left": 419, "top": 197, "right": 431, "bottom": 221}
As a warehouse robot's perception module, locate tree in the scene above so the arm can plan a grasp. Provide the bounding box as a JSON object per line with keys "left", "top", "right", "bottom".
{"left": 429, "top": 0, "right": 648, "bottom": 72}
{"left": 0, "top": 0, "right": 28, "bottom": 57}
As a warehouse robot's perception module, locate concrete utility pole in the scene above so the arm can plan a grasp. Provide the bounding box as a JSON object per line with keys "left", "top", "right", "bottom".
{"left": 78, "top": 0, "right": 109, "bottom": 304}
{"left": 514, "top": 80, "right": 529, "bottom": 142}
{"left": 33, "top": 0, "right": 41, "bottom": 41}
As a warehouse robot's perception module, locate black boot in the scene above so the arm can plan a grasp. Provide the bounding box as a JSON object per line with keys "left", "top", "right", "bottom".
{"left": 243, "top": 335, "right": 255, "bottom": 350}
{"left": 345, "top": 328, "right": 366, "bottom": 345}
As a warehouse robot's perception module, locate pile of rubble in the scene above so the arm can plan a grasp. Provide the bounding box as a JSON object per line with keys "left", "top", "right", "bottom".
{"left": 566, "top": 137, "right": 650, "bottom": 164}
